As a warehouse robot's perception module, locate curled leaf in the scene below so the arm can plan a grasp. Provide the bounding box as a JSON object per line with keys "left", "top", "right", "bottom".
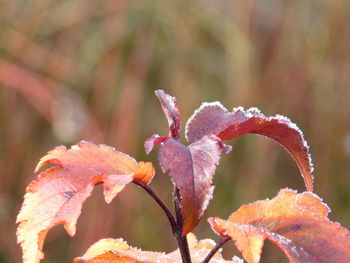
{"left": 134, "top": 161, "right": 156, "bottom": 184}
{"left": 186, "top": 104, "right": 314, "bottom": 191}
{"left": 16, "top": 141, "right": 155, "bottom": 263}
{"left": 74, "top": 233, "right": 242, "bottom": 263}
{"left": 144, "top": 90, "right": 181, "bottom": 154}
{"left": 209, "top": 188, "right": 350, "bottom": 263}
{"left": 144, "top": 134, "right": 168, "bottom": 154}
{"left": 155, "top": 89, "right": 181, "bottom": 140}
{"left": 159, "top": 135, "right": 224, "bottom": 235}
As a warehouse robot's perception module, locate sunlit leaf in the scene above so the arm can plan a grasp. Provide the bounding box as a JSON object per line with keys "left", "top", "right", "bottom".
{"left": 209, "top": 188, "right": 350, "bottom": 263}
{"left": 145, "top": 90, "right": 226, "bottom": 235}
{"left": 74, "top": 233, "right": 243, "bottom": 263}
{"left": 155, "top": 89, "right": 181, "bottom": 140}
{"left": 144, "top": 134, "right": 168, "bottom": 155}
{"left": 186, "top": 104, "right": 314, "bottom": 191}
{"left": 159, "top": 135, "right": 224, "bottom": 235}
{"left": 16, "top": 141, "right": 155, "bottom": 263}
{"left": 144, "top": 90, "right": 181, "bottom": 154}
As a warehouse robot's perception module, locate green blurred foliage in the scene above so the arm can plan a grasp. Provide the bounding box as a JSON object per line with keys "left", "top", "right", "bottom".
{"left": 1, "top": 0, "right": 350, "bottom": 262}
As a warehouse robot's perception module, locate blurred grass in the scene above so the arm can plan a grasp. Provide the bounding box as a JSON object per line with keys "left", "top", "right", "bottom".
{"left": 1, "top": 0, "right": 350, "bottom": 262}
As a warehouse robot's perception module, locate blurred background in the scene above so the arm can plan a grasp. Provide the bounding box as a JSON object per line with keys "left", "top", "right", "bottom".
{"left": 1, "top": 0, "right": 350, "bottom": 262}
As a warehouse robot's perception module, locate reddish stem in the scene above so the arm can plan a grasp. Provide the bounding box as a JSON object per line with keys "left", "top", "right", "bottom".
{"left": 133, "top": 180, "right": 192, "bottom": 263}
{"left": 173, "top": 188, "right": 192, "bottom": 263}
{"left": 132, "top": 179, "right": 177, "bottom": 234}
{"left": 202, "top": 236, "right": 230, "bottom": 263}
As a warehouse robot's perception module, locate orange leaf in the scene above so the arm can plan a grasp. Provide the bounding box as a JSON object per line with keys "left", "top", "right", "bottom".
{"left": 209, "top": 188, "right": 350, "bottom": 263}
{"left": 16, "top": 141, "right": 155, "bottom": 263}
{"left": 74, "top": 233, "right": 243, "bottom": 263}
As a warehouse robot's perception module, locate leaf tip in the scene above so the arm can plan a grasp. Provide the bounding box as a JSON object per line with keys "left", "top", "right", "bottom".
{"left": 185, "top": 101, "right": 228, "bottom": 143}
{"left": 134, "top": 161, "right": 155, "bottom": 184}
{"left": 64, "top": 220, "right": 77, "bottom": 237}
{"left": 144, "top": 134, "right": 168, "bottom": 154}
{"left": 154, "top": 90, "right": 181, "bottom": 139}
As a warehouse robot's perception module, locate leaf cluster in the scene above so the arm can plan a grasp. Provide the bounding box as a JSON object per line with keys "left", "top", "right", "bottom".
{"left": 16, "top": 90, "right": 350, "bottom": 263}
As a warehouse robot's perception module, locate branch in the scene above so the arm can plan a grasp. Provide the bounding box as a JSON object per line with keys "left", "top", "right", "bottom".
{"left": 133, "top": 181, "right": 192, "bottom": 263}
{"left": 173, "top": 188, "right": 192, "bottom": 263}
{"left": 202, "top": 236, "right": 230, "bottom": 263}
{"left": 132, "top": 179, "right": 177, "bottom": 234}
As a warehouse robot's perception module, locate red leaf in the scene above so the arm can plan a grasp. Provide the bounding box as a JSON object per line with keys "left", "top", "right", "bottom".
{"left": 16, "top": 141, "right": 155, "bottom": 263}
{"left": 145, "top": 91, "right": 228, "bottom": 234}
{"left": 186, "top": 104, "right": 314, "bottom": 191}
{"left": 74, "top": 233, "right": 242, "bottom": 263}
{"left": 144, "top": 90, "right": 181, "bottom": 154}
{"left": 144, "top": 134, "right": 168, "bottom": 154}
{"left": 159, "top": 135, "right": 224, "bottom": 235}
{"left": 209, "top": 188, "right": 350, "bottom": 263}
{"left": 155, "top": 89, "right": 181, "bottom": 140}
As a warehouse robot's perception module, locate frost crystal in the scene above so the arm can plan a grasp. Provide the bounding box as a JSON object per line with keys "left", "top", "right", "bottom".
{"left": 185, "top": 101, "right": 227, "bottom": 141}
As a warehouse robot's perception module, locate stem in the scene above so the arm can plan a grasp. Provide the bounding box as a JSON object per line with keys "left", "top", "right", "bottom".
{"left": 132, "top": 179, "right": 177, "bottom": 234}
{"left": 173, "top": 188, "right": 192, "bottom": 263}
{"left": 133, "top": 180, "right": 192, "bottom": 263}
{"left": 202, "top": 236, "right": 231, "bottom": 263}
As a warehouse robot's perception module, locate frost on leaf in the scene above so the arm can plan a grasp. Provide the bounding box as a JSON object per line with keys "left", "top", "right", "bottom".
{"left": 145, "top": 90, "right": 226, "bottom": 235}
{"left": 159, "top": 135, "right": 224, "bottom": 235}
{"left": 156, "top": 89, "right": 181, "bottom": 139}
{"left": 16, "top": 141, "right": 155, "bottom": 263}
{"left": 144, "top": 90, "right": 181, "bottom": 154}
{"left": 209, "top": 188, "right": 350, "bottom": 263}
{"left": 74, "top": 233, "right": 242, "bottom": 263}
{"left": 144, "top": 134, "right": 168, "bottom": 154}
{"left": 186, "top": 104, "right": 314, "bottom": 191}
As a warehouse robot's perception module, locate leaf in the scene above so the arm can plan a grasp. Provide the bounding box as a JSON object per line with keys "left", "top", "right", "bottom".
{"left": 159, "top": 135, "right": 224, "bottom": 235}
{"left": 16, "top": 141, "right": 155, "bottom": 263}
{"left": 144, "top": 90, "right": 181, "bottom": 154}
{"left": 186, "top": 104, "right": 314, "bottom": 191}
{"left": 209, "top": 188, "right": 350, "bottom": 263}
{"left": 145, "top": 90, "right": 226, "bottom": 235}
{"left": 155, "top": 89, "right": 181, "bottom": 140}
{"left": 74, "top": 233, "right": 243, "bottom": 263}
{"left": 144, "top": 134, "right": 168, "bottom": 155}
{"left": 74, "top": 238, "right": 168, "bottom": 263}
